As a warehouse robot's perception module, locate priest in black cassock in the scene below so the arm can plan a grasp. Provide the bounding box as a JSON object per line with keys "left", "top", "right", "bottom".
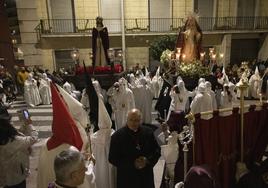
{"left": 109, "top": 108, "right": 161, "bottom": 188}
{"left": 92, "top": 16, "right": 110, "bottom": 67}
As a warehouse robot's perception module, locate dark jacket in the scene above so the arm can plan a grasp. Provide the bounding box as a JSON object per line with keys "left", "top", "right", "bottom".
{"left": 109, "top": 126, "right": 161, "bottom": 188}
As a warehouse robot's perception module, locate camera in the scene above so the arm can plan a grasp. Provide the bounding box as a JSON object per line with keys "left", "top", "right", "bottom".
{"left": 22, "top": 109, "right": 30, "bottom": 119}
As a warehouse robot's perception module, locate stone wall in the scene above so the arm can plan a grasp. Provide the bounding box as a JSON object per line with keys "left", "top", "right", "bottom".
{"left": 258, "top": 35, "right": 268, "bottom": 61}
{"left": 126, "top": 47, "right": 149, "bottom": 70}
{"left": 16, "top": 0, "right": 41, "bottom": 67}
{"left": 217, "top": 0, "right": 237, "bottom": 17}
{"left": 173, "top": 0, "right": 194, "bottom": 18}
{"left": 125, "top": 0, "right": 148, "bottom": 18}
{"left": 259, "top": 0, "right": 268, "bottom": 16}
{"left": 74, "top": 0, "right": 98, "bottom": 19}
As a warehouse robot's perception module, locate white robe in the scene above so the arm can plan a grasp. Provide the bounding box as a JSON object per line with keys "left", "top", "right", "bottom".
{"left": 24, "top": 78, "right": 42, "bottom": 106}
{"left": 151, "top": 76, "right": 163, "bottom": 98}
{"left": 132, "top": 84, "right": 154, "bottom": 124}
{"left": 39, "top": 78, "right": 52, "bottom": 105}
{"left": 37, "top": 85, "right": 95, "bottom": 188}
{"left": 91, "top": 129, "right": 115, "bottom": 188}
{"left": 90, "top": 87, "right": 115, "bottom": 188}
{"left": 249, "top": 74, "right": 261, "bottom": 99}
{"left": 160, "top": 132, "right": 179, "bottom": 182}
{"left": 208, "top": 90, "right": 217, "bottom": 110}
{"left": 169, "top": 90, "right": 192, "bottom": 112}
{"left": 220, "top": 90, "right": 236, "bottom": 116}
{"left": 190, "top": 92, "right": 213, "bottom": 120}
{"left": 109, "top": 87, "right": 135, "bottom": 130}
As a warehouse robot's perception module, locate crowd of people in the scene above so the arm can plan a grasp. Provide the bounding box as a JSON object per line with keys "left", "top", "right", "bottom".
{"left": 1, "top": 59, "right": 268, "bottom": 188}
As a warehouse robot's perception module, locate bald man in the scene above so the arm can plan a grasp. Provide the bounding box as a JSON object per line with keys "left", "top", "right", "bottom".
{"left": 109, "top": 108, "right": 161, "bottom": 188}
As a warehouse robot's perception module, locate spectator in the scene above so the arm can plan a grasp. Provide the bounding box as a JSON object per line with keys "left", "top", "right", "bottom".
{"left": 175, "top": 165, "right": 220, "bottom": 188}
{"left": 17, "top": 67, "right": 29, "bottom": 95}
{"left": 0, "top": 87, "right": 11, "bottom": 110}
{"left": 0, "top": 113, "right": 38, "bottom": 188}
{"left": 236, "top": 159, "right": 268, "bottom": 188}
{"left": 109, "top": 108, "right": 161, "bottom": 188}
{"left": 48, "top": 148, "right": 87, "bottom": 188}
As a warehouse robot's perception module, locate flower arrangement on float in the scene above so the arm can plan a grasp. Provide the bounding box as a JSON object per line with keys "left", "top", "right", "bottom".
{"left": 160, "top": 50, "right": 210, "bottom": 78}
{"left": 177, "top": 60, "right": 210, "bottom": 78}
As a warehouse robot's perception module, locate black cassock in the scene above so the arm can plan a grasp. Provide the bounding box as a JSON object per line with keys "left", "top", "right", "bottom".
{"left": 109, "top": 126, "right": 161, "bottom": 188}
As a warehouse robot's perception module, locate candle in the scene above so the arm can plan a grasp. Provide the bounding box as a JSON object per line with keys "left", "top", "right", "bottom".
{"left": 176, "top": 53, "right": 180, "bottom": 60}
{"left": 259, "top": 93, "right": 263, "bottom": 104}
{"left": 212, "top": 54, "right": 216, "bottom": 60}
{"left": 182, "top": 54, "right": 186, "bottom": 61}
{"left": 200, "top": 52, "right": 205, "bottom": 60}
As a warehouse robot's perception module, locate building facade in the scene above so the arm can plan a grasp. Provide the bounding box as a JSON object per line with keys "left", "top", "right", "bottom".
{"left": 13, "top": 0, "right": 268, "bottom": 71}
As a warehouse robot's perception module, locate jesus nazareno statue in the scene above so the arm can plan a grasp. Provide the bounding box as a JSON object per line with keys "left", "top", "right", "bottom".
{"left": 175, "top": 15, "right": 203, "bottom": 63}
{"left": 92, "top": 16, "right": 110, "bottom": 67}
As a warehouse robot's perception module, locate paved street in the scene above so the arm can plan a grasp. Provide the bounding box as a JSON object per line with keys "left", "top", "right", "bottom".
{"left": 7, "top": 96, "right": 263, "bottom": 188}
{"left": 8, "top": 96, "right": 52, "bottom": 188}
{"left": 8, "top": 97, "right": 165, "bottom": 188}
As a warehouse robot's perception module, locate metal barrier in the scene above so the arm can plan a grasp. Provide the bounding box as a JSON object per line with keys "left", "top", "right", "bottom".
{"left": 38, "top": 17, "right": 268, "bottom": 35}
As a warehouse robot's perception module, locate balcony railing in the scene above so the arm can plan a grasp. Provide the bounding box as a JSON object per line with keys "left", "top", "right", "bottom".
{"left": 37, "top": 17, "right": 268, "bottom": 36}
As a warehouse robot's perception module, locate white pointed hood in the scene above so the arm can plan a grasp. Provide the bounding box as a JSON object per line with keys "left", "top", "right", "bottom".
{"left": 222, "top": 67, "right": 229, "bottom": 84}
{"left": 155, "top": 66, "right": 160, "bottom": 78}
{"left": 56, "top": 84, "right": 88, "bottom": 128}
{"left": 97, "top": 95, "right": 112, "bottom": 129}
{"left": 145, "top": 67, "right": 150, "bottom": 77}
{"left": 255, "top": 66, "right": 259, "bottom": 76}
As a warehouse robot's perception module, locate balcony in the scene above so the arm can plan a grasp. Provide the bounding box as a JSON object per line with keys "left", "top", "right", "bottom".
{"left": 35, "top": 17, "right": 268, "bottom": 37}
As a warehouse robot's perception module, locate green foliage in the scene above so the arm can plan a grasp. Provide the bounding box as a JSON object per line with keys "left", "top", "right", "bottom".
{"left": 150, "top": 35, "right": 177, "bottom": 61}
{"left": 177, "top": 60, "right": 210, "bottom": 78}
{"left": 160, "top": 49, "right": 172, "bottom": 64}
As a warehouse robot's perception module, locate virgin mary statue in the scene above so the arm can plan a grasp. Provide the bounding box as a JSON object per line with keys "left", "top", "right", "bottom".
{"left": 175, "top": 15, "right": 203, "bottom": 63}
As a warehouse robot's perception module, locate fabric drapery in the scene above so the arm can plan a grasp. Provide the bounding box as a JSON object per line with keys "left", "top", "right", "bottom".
{"left": 173, "top": 104, "right": 268, "bottom": 188}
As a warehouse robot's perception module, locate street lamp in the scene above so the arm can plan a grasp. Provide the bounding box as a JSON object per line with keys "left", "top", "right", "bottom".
{"left": 70, "top": 48, "right": 80, "bottom": 73}
{"left": 71, "top": 48, "right": 80, "bottom": 64}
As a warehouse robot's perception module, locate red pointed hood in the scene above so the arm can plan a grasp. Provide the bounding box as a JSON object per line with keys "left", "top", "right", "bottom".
{"left": 47, "top": 83, "right": 83, "bottom": 151}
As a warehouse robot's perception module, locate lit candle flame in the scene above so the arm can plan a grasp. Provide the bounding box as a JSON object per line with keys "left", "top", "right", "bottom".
{"left": 182, "top": 54, "right": 186, "bottom": 60}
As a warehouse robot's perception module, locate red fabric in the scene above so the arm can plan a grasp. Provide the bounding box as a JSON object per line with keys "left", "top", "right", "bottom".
{"left": 243, "top": 105, "right": 259, "bottom": 163}
{"left": 251, "top": 103, "right": 268, "bottom": 162}
{"left": 216, "top": 109, "right": 240, "bottom": 188}
{"left": 47, "top": 83, "right": 83, "bottom": 151}
{"left": 173, "top": 104, "right": 268, "bottom": 188}
{"left": 191, "top": 109, "right": 240, "bottom": 188}
{"left": 194, "top": 111, "right": 220, "bottom": 177}
{"left": 75, "top": 64, "right": 123, "bottom": 75}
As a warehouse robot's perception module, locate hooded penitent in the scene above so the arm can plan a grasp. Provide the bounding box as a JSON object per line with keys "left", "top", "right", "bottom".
{"left": 56, "top": 84, "right": 89, "bottom": 151}
{"left": 47, "top": 83, "right": 83, "bottom": 151}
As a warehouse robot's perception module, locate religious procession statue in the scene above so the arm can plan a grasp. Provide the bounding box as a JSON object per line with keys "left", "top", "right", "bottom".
{"left": 175, "top": 14, "right": 203, "bottom": 63}
{"left": 159, "top": 13, "right": 208, "bottom": 81}
{"left": 92, "top": 16, "right": 110, "bottom": 67}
